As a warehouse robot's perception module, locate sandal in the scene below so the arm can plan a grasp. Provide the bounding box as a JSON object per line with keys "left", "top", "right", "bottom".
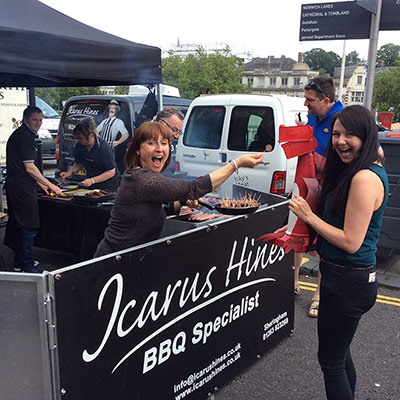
{"left": 294, "top": 283, "right": 302, "bottom": 296}
{"left": 308, "top": 298, "right": 319, "bottom": 318}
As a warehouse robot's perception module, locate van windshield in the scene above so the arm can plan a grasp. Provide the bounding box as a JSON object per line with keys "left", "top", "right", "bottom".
{"left": 36, "top": 97, "right": 59, "bottom": 118}
{"left": 183, "top": 106, "right": 225, "bottom": 149}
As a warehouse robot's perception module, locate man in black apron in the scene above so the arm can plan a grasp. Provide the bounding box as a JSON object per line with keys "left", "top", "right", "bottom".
{"left": 4, "top": 106, "right": 62, "bottom": 273}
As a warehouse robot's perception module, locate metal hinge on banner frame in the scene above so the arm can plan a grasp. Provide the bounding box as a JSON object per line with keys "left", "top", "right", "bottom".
{"left": 44, "top": 293, "right": 57, "bottom": 351}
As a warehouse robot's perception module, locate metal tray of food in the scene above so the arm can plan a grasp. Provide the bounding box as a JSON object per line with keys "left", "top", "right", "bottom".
{"left": 42, "top": 193, "right": 73, "bottom": 201}
{"left": 198, "top": 194, "right": 260, "bottom": 215}
{"left": 71, "top": 189, "right": 116, "bottom": 204}
{"left": 213, "top": 204, "right": 259, "bottom": 215}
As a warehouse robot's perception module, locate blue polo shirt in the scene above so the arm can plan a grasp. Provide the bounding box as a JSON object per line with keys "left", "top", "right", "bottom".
{"left": 307, "top": 100, "right": 344, "bottom": 157}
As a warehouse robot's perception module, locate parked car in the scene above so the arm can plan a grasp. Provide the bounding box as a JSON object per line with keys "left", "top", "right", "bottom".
{"left": 55, "top": 93, "right": 192, "bottom": 179}
{"left": 36, "top": 97, "right": 60, "bottom": 160}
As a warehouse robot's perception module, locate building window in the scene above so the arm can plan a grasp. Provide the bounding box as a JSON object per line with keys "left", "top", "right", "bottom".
{"left": 294, "top": 78, "right": 301, "bottom": 86}
{"left": 351, "top": 91, "right": 364, "bottom": 103}
{"left": 281, "top": 78, "right": 288, "bottom": 86}
{"left": 270, "top": 77, "right": 276, "bottom": 86}
{"left": 257, "top": 77, "right": 265, "bottom": 87}
{"left": 247, "top": 78, "right": 254, "bottom": 87}
{"left": 357, "top": 75, "right": 363, "bottom": 84}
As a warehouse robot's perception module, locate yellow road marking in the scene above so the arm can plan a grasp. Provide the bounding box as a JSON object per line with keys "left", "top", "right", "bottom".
{"left": 377, "top": 299, "right": 400, "bottom": 306}
{"left": 298, "top": 280, "right": 400, "bottom": 307}
{"left": 377, "top": 294, "right": 400, "bottom": 302}
{"left": 299, "top": 281, "right": 318, "bottom": 288}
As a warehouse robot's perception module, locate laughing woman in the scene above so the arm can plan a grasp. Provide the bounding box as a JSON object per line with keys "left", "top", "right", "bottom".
{"left": 288, "top": 105, "right": 388, "bottom": 400}
{"left": 95, "top": 121, "right": 263, "bottom": 256}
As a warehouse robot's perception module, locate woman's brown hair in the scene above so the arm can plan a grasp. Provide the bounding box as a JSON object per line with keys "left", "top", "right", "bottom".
{"left": 125, "top": 121, "right": 171, "bottom": 171}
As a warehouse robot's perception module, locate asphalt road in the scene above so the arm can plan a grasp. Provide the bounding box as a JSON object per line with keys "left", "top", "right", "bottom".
{"left": 214, "top": 275, "right": 400, "bottom": 400}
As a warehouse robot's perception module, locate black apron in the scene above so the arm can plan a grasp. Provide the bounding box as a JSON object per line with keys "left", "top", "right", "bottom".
{"left": 4, "top": 176, "right": 39, "bottom": 250}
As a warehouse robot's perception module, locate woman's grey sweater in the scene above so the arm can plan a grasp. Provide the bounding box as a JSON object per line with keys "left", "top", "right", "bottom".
{"left": 96, "top": 168, "right": 212, "bottom": 256}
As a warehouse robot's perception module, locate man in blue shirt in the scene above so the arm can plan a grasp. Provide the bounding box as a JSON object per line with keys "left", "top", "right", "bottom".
{"left": 305, "top": 77, "right": 344, "bottom": 180}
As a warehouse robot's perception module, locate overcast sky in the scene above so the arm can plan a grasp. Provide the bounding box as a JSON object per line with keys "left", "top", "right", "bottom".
{"left": 40, "top": 0, "right": 400, "bottom": 61}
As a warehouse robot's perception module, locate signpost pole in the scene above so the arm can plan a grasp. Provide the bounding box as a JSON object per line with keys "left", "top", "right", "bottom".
{"left": 338, "top": 40, "right": 346, "bottom": 103}
{"left": 364, "top": 0, "right": 382, "bottom": 110}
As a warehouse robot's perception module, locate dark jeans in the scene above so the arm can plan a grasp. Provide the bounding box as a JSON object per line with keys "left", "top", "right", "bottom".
{"left": 318, "top": 260, "right": 377, "bottom": 400}
{"left": 13, "top": 228, "right": 37, "bottom": 272}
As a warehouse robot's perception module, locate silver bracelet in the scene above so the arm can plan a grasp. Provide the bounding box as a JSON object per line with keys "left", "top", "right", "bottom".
{"left": 230, "top": 160, "right": 239, "bottom": 174}
{"left": 91, "top": 177, "right": 95, "bottom": 184}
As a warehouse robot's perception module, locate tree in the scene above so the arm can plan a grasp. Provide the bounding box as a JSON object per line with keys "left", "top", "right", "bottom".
{"left": 372, "top": 67, "right": 400, "bottom": 121}
{"left": 345, "top": 50, "right": 361, "bottom": 65}
{"left": 304, "top": 48, "right": 341, "bottom": 76}
{"left": 376, "top": 43, "right": 400, "bottom": 67}
{"left": 36, "top": 87, "right": 101, "bottom": 111}
{"left": 115, "top": 86, "right": 129, "bottom": 95}
{"left": 162, "top": 46, "right": 251, "bottom": 99}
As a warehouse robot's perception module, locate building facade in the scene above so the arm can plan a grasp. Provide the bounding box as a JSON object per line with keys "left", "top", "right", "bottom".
{"left": 241, "top": 53, "right": 318, "bottom": 97}
{"left": 333, "top": 65, "right": 367, "bottom": 106}
{"left": 100, "top": 86, "right": 115, "bottom": 95}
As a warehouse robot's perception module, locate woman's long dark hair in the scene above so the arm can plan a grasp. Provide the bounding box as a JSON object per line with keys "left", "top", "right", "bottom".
{"left": 319, "top": 105, "right": 381, "bottom": 215}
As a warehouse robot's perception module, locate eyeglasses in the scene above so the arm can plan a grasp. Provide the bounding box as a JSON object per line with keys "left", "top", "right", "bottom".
{"left": 161, "top": 119, "right": 182, "bottom": 136}
{"left": 305, "top": 79, "right": 327, "bottom": 98}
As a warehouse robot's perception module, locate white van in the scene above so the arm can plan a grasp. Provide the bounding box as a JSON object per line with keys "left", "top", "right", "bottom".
{"left": 175, "top": 94, "right": 307, "bottom": 199}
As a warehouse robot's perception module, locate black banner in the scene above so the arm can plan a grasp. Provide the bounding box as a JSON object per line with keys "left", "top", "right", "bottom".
{"left": 300, "top": 1, "right": 371, "bottom": 41}
{"left": 380, "top": 0, "right": 400, "bottom": 31}
{"left": 53, "top": 205, "right": 293, "bottom": 400}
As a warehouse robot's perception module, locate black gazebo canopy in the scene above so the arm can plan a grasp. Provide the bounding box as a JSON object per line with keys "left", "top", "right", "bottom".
{"left": 0, "top": 0, "right": 162, "bottom": 87}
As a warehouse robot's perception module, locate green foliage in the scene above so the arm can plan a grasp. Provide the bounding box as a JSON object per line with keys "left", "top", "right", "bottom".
{"left": 318, "top": 68, "right": 328, "bottom": 76}
{"left": 376, "top": 43, "right": 400, "bottom": 67}
{"left": 114, "top": 86, "right": 129, "bottom": 95}
{"left": 36, "top": 87, "right": 101, "bottom": 111}
{"left": 304, "top": 48, "right": 341, "bottom": 76}
{"left": 162, "top": 46, "right": 251, "bottom": 99}
{"left": 372, "top": 67, "right": 400, "bottom": 121}
{"left": 345, "top": 51, "right": 361, "bottom": 65}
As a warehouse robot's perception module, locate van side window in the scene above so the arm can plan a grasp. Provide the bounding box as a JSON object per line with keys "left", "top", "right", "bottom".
{"left": 228, "top": 106, "right": 275, "bottom": 152}
{"left": 183, "top": 106, "right": 225, "bottom": 149}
